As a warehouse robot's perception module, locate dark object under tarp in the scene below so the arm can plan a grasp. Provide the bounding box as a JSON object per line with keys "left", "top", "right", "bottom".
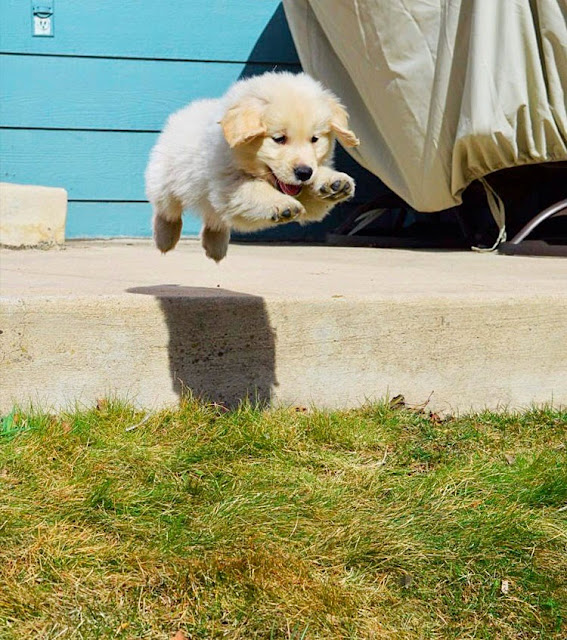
{"left": 499, "top": 199, "right": 567, "bottom": 257}
{"left": 283, "top": 0, "right": 567, "bottom": 254}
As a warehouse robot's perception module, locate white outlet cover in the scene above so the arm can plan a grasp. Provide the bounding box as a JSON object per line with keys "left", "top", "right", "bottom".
{"left": 33, "top": 14, "right": 52, "bottom": 36}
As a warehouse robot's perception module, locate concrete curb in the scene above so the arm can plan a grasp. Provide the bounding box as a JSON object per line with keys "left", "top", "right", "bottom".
{"left": 1, "top": 242, "right": 566, "bottom": 413}
{"left": 2, "top": 292, "right": 566, "bottom": 413}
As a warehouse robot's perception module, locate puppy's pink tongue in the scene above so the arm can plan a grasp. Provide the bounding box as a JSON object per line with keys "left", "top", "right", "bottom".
{"left": 276, "top": 178, "right": 302, "bottom": 197}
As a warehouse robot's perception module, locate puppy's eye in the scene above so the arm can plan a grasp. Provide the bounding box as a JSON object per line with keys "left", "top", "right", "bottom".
{"left": 272, "top": 135, "right": 287, "bottom": 145}
{"left": 311, "top": 136, "right": 319, "bottom": 143}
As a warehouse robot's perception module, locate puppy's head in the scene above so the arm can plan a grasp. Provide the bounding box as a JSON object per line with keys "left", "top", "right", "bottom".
{"left": 220, "top": 73, "right": 359, "bottom": 196}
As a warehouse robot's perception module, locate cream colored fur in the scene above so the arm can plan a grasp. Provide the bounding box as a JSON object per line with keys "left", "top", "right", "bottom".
{"left": 145, "top": 72, "right": 359, "bottom": 262}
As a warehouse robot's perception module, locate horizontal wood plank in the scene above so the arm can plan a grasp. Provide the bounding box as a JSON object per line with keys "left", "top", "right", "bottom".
{"left": 2, "top": 129, "right": 154, "bottom": 200}
{"left": 1, "top": 1, "right": 298, "bottom": 63}
{"left": 66, "top": 202, "right": 201, "bottom": 238}
{"left": 65, "top": 202, "right": 350, "bottom": 242}
{"left": 0, "top": 54, "right": 299, "bottom": 130}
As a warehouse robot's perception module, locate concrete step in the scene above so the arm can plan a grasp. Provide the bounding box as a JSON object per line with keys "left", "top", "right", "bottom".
{"left": 1, "top": 240, "right": 566, "bottom": 413}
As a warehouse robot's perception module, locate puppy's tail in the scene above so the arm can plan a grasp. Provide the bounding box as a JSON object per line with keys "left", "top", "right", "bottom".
{"left": 152, "top": 199, "right": 183, "bottom": 253}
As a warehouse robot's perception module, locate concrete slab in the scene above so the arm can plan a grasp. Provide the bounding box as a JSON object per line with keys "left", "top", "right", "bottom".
{"left": 1, "top": 240, "right": 566, "bottom": 413}
{"left": 0, "top": 183, "right": 67, "bottom": 247}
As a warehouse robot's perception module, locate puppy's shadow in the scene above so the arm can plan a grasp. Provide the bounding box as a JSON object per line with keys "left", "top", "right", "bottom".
{"left": 127, "top": 285, "right": 277, "bottom": 408}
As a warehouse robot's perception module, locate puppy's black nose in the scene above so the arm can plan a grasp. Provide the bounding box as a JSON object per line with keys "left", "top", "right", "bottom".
{"left": 294, "top": 165, "right": 313, "bottom": 182}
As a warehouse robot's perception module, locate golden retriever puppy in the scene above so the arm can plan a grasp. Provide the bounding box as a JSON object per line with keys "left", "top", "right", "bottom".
{"left": 145, "top": 71, "right": 359, "bottom": 261}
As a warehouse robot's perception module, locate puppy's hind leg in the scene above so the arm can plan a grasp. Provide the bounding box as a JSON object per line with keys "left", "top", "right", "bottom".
{"left": 153, "top": 197, "right": 183, "bottom": 253}
{"left": 201, "top": 224, "right": 230, "bottom": 262}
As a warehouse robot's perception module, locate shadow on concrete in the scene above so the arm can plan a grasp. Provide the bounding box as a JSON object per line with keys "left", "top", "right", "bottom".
{"left": 127, "top": 285, "right": 277, "bottom": 408}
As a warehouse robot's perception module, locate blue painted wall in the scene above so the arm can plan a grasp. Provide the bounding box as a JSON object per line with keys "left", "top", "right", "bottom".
{"left": 1, "top": 1, "right": 382, "bottom": 239}
{"left": 0, "top": 1, "right": 302, "bottom": 237}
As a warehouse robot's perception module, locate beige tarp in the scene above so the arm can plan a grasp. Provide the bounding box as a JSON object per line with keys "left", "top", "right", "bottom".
{"left": 283, "top": 0, "right": 567, "bottom": 232}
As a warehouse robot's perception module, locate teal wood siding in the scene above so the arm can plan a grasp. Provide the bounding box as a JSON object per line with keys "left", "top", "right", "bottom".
{"left": 0, "top": 1, "right": 300, "bottom": 238}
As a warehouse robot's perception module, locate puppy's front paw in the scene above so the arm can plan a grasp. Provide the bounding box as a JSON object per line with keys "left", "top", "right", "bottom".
{"left": 270, "top": 199, "right": 305, "bottom": 224}
{"left": 313, "top": 172, "right": 355, "bottom": 202}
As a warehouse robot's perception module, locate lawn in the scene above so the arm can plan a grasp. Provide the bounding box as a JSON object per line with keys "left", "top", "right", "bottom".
{"left": 0, "top": 400, "right": 565, "bottom": 639}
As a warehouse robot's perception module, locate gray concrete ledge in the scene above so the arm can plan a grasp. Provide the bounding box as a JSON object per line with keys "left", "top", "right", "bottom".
{"left": 1, "top": 240, "right": 566, "bottom": 413}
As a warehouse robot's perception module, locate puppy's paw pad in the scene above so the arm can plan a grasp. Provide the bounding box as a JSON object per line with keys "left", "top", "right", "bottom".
{"left": 271, "top": 203, "right": 304, "bottom": 223}
{"left": 318, "top": 174, "right": 355, "bottom": 201}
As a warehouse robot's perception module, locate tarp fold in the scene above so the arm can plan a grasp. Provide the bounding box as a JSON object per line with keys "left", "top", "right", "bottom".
{"left": 283, "top": 0, "right": 567, "bottom": 214}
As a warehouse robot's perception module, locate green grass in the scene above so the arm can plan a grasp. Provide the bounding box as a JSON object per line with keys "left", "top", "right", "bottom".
{"left": 0, "top": 400, "right": 565, "bottom": 639}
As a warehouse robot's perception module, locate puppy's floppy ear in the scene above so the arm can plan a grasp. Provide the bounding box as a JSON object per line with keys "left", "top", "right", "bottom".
{"left": 329, "top": 99, "right": 359, "bottom": 147}
{"left": 221, "top": 99, "right": 266, "bottom": 148}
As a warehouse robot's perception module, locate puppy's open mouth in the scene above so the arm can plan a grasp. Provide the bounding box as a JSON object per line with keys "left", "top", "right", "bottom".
{"left": 270, "top": 171, "right": 303, "bottom": 197}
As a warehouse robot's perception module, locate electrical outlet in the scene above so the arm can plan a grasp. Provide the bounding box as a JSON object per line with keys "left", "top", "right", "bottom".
{"left": 32, "top": 2, "right": 54, "bottom": 37}
{"left": 34, "top": 15, "right": 52, "bottom": 36}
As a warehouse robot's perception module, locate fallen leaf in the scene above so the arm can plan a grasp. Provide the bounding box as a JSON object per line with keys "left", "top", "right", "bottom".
{"left": 429, "top": 412, "right": 442, "bottom": 425}
{"left": 172, "top": 631, "right": 187, "bottom": 640}
{"left": 408, "top": 462, "right": 430, "bottom": 475}
{"left": 399, "top": 573, "right": 413, "bottom": 588}
{"left": 389, "top": 394, "right": 405, "bottom": 410}
{"left": 504, "top": 454, "right": 516, "bottom": 465}
{"left": 96, "top": 398, "right": 108, "bottom": 412}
